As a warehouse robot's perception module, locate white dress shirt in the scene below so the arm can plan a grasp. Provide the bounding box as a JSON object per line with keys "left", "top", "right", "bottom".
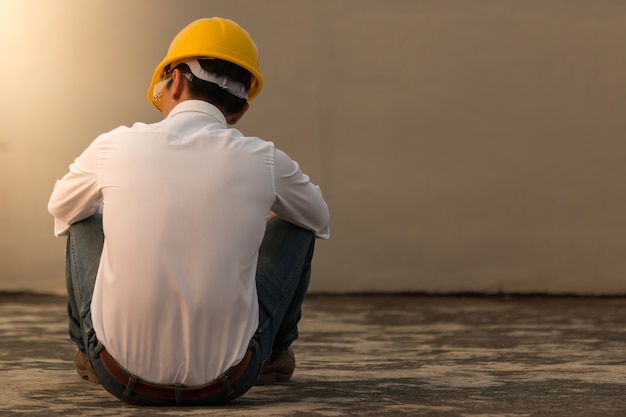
{"left": 48, "top": 100, "right": 329, "bottom": 385}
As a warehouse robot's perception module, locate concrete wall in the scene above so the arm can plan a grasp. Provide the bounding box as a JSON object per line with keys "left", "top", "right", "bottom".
{"left": 1, "top": 0, "right": 626, "bottom": 295}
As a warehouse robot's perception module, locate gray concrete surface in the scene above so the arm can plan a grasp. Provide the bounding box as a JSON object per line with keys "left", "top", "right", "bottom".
{"left": 1, "top": 293, "right": 625, "bottom": 416}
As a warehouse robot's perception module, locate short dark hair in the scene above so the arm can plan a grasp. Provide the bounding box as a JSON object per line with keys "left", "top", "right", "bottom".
{"left": 172, "top": 58, "right": 252, "bottom": 115}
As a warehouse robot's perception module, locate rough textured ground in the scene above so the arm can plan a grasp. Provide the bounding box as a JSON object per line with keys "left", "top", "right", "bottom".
{"left": 1, "top": 293, "right": 625, "bottom": 416}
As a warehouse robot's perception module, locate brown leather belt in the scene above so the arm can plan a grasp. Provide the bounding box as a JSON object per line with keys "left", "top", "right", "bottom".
{"left": 99, "top": 346, "right": 253, "bottom": 402}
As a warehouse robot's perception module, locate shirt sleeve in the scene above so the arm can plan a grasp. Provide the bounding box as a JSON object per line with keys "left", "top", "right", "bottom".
{"left": 271, "top": 149, "right": 330, "bottom": 239}
{"left": 47, "top": 137, "right": 102, "bottom": 236}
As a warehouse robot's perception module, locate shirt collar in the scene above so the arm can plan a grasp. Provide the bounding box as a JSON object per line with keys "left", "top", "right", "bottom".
{"left": 166, "top": 100, "right": 228, "bottom": 126}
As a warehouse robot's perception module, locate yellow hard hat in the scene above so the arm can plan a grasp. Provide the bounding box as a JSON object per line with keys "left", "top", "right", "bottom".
{"left": 147, "top": 17, "right": 263, "bottom": 110}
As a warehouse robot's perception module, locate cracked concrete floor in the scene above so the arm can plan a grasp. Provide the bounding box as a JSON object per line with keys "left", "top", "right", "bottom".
{"left": 1, "top": 293, "right": 626, "bottom": 416}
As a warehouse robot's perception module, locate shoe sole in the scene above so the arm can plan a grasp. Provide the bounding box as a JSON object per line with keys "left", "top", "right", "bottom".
{"left": 76, "top": 368, "right": 100, "bottom": 384}
{"left": 256, "top": 371, "right": 293, "bottom": 385}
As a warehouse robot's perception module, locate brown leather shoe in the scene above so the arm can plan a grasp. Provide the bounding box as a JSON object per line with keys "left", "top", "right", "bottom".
{"left": 257, "top": 347, "right": 296, "bottom": 385}
{"left": 74, "top": 350, "right": 99, "bottom": 383}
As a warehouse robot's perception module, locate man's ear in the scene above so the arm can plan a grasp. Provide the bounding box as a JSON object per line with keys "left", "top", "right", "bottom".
{"left": 169, "top": 69, "right": 188, "bottom": 101}
{"left": 227, "top": 102, "right": 250, "bottom": 125}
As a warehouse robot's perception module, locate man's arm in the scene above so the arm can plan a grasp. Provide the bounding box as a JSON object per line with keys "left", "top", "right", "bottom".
{"left": 47, "top": 138, "right": 102, "bottom": 236}
{"left": 271, "top": 149, "right": 330, "bottom": 239}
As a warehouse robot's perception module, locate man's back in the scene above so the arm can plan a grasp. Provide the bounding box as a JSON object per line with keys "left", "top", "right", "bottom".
{"left": 92, "top": 100, "right": 274, "bottom": 385}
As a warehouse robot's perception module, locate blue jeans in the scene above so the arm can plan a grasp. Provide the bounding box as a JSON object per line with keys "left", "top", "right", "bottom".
{"left": 65, "top": 213, "right": 315, "bottom": 405}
